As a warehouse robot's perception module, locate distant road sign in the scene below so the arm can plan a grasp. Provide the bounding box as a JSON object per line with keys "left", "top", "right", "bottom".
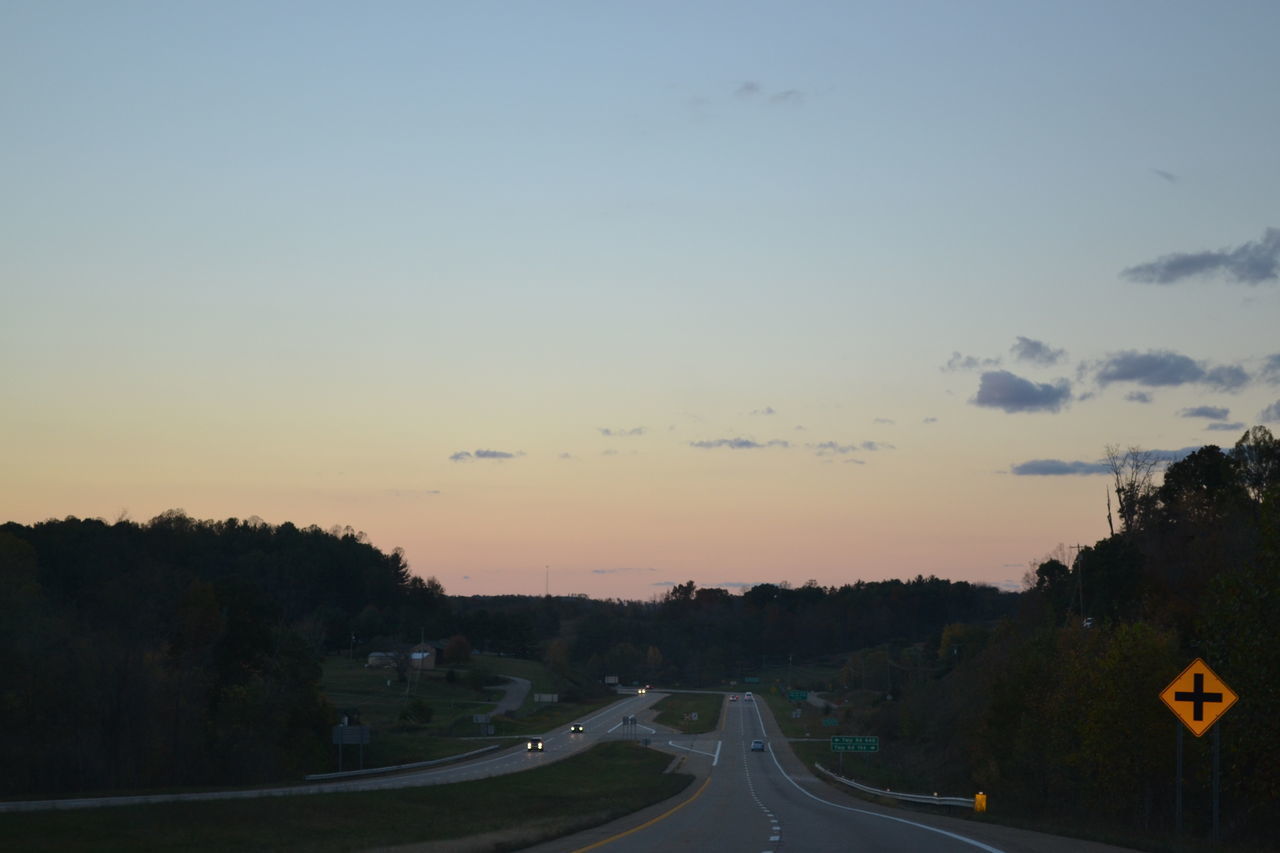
{"left": 1160, "top": 658, "right": 1238, "bottom": 737}
{"left": 831, "top": 735, "right": 878, "bottom": 753}
{"left": 331, "top": 725, "right": 371, "bottom": 745}
{"left": 822, "top": 717, "right": 838, "bottom": 727}
{"left": 788, "top": 690, "right": 808, "bottom": 701}
{"left": 744, "top": 677, "right": 760, "bottom": 684}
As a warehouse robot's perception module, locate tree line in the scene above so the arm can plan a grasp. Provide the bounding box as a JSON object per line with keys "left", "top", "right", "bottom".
{"left": 2, "top": 424, "right": 1275, "bottom": 847}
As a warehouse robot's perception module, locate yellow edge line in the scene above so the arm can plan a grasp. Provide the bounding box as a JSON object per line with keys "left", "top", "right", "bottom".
{"left": 568, "top": 773, "right": 713, "bottom": 853}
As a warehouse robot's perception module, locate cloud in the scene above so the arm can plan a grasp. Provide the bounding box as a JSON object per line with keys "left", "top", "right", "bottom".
{"left": 1094, "top": 350, "right": 1250, "bottom": 391}
{"left": 384, "top": 489, "right": 442, "bottom": 497}
{"left": 1011, "top": 459, "right": 1111, "bottom": 476}
{"left": 558, "top": 452, "right": 575, "bottom": 459}
{"left": 1179, "top": 406, "right": 1229, "bottom": 420}
{"left": 1096, "top": 350, "right": 1203, "bottom": 386}
{"left": 690, "top": 438, "right": 790, "bottom": 450}
{"left": 971, "top": 370, "right": 1071, "bottom": 413}
{"left": 1204, "top": 365, "right": 1250, "bottom": 391}
{"left": 874, "top": 417, "right": 895, "bottom": 425}
{"left": 598, "top": 427, "right": 646, "bottom": 437}
{"left": 923, "top": 417, "right": 938, "bottom": 424}
{"left": 1206, "top": 422, "right": 1246, "bottom": 432}
{"left": 450, "top": 448, "right": 521, "bottom": 461}
{"left": 1012, "top": 446, "right": 1199, "bottom": 475}
{"left": 1262, "top": 400, "right": 1280, "bottom": 423}
{"left": 1011, "top": 336, "right": 1066, "bottom": 366}
{"left": 1122, "top": 227, "right": 1280, "bottom": 285}
{"left": 735, "top": 81, "right": 761, "bottom": 98}
{"left": 1126, "top": 391, "right": 1153, "bottom": 404}
{"left": 810, "top": 441, "right": 856, "bottom": 455}
{"left": 1152, "top": 168, "right": 1178, "bottom": 183}
{"left": 1262, "top": 354, "right": 1280, "bottom": 385}
{"left": 592, "top": 567, "right": 656, "bottom": 575}
{"left": 770, "top": 89, "right": 804, "bottom": 105}
{"left": 749, "top": 406, "right": 776, "bottom": 416}
{"left": 943, "top": 352, "right": 1001, "bottom": 372}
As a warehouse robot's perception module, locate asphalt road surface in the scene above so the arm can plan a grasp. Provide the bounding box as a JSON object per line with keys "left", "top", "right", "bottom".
{"left": 525, "top": 695, "right": 1142, "bottom": 853}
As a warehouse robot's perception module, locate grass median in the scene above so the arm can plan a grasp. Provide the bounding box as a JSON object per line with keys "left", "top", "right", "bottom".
{"left": 0, "top": 741, "right": 693, "bottom": 853}
{"left": 651, "top": 693, "right": 723, "bottom": 734}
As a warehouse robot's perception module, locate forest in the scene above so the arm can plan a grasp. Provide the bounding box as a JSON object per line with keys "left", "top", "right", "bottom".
{"left": 1, "top": 425, "right": 1276, "bottom": 845}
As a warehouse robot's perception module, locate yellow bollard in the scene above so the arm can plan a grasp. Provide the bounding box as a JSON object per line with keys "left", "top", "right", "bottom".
{"left": 974, "top": 792, "right": 987, "bottom": 813}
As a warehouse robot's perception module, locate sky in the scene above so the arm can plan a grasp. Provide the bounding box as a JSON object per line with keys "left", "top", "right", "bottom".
{"left": 4, "top": 1, "right": 1280, "bottom": 601}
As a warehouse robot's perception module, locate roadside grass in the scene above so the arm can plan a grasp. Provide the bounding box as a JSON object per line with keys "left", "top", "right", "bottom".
{"left": 0, "top": 741, "right": 693, "bottom": 853}
{"left": 320, "top": 654, "right": 619, "bottom": 769}
{"left": 651, "top": 693, "right": 723, "bottom": 734}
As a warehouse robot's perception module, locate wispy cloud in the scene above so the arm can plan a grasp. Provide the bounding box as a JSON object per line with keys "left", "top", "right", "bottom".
{"left": 1011, "top": 459, "right": 1111, "bottom": 476}
{"left": 1126, "top": 391, "right": 1153, "bottom": 404}
{"left": 384, "top": 489, "right": 442, "bottom": 497}
{"left": 1122, "top": 227, "right": 1280, "bottom": 285}
{"left": 690, "top": 438, "right": 789, "bottom": 450}
{"left": 592, "top": 567, "right": 656, "bottom": 575}
{"left": 1152, "top": 168, "right": 1178, "bottom": 183}
{"left": 1179, "top": 406, "right": 1229, "bottom": 420}
{"left": 449, "top": 448, "right": 522, "bottom": 462}
{"left": 923, "top": 417, "right": 938, "bottom": 424}
{"left": 874, "top": 417, "right": 895, "bottom": 425}
{"left": 943, "top": 352, "right": 1001, "bottom": 372}
{"left": 1011, "top": 336, "right": 1066, "bottom": 366}
{"left": 1262, "top": 400, "right": 1280, "bottom": 423}
{"left": 1206, "top": 422, "right": 1246, "bottom": 432}
{"left": 1012, "top": 446, "right": 1200, "bottom": 476}
{"left": 971, "top": 371, "right": 1071, "bottom": 413}
{"left": 598, "top": 427, "right": 646, "bottom": 437}
{"left": 1263, "top": 354, "right": 1280, "bottom": 385}
{"left": 749, "top": 406, "right": 776, "bottom": 416}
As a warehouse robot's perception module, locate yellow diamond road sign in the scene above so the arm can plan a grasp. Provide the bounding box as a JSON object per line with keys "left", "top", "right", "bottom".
{"left": 1160, "top": 658, "right": 1238, "bottom": 737}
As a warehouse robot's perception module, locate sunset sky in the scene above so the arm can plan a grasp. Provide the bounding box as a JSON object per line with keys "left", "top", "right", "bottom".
{"left": 5, "top": 1, "right": 1279, "bottom": 600}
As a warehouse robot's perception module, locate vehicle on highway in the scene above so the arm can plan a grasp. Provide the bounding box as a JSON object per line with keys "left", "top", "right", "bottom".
{"left": 526, "top": 737, "right": 544, "bottom": 751}
{"left": 569, "top": 723, "right": 584, "bottom": 733}
{"left": 750, "top": 739, "right": 765, "bottom": 752}
{"left": 637, "top": 687, "right": 646, "bottom": 694}
{"left": 729, "top": 694, "right": 738, "bottom": 701}
{"left": 745, "top": 692, "right": 753, "bottom": 701}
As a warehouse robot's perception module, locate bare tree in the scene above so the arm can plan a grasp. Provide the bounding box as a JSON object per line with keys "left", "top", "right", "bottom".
{"left": 1232, "top": 426, "right": 1280, "bottom": 503}
{"left": 1105, "top": 444, "right": 1161, "bottom": 533}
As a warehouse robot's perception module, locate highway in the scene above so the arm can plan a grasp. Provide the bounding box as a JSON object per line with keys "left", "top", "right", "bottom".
{"left": 0, "top": 690, "right": 1142, "bottom": 852}
{"left": 527, "top": 693, "right": 1141, "bottom": 853}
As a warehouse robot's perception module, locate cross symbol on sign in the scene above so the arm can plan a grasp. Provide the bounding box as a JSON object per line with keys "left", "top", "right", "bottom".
{"left": 1173, "top": 673, "right": 1222, "bottom": 722}
{"left": 1160, "top": 658, "right": 1238, "bottom": 737}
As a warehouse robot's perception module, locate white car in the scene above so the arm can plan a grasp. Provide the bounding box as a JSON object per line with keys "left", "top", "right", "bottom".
{"left": 750, "top": 739, "right": 766, "bottom": 752}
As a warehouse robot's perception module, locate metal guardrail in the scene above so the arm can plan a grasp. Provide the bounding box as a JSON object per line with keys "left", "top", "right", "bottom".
{"left": 814, "top": 763, "right": 976, "bottom": 809}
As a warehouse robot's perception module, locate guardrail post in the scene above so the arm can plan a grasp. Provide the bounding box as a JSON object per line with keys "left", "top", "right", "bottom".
{"left": 974, "top": 792, "right": 987, "bottom": 813}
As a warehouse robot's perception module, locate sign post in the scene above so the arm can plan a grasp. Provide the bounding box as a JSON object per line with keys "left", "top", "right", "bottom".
{"left": 1159, "top": 658, "right": 1238, "bottom": 840}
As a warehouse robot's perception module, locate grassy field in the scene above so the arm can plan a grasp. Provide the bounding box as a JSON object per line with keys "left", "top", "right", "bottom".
{"left": 651, "top": 692, "right": 723, "bottom": 734}
{"left": 319, "top": 654, "right": 620, "bottom": 769}
{"left": 0, "top": 742, "right": 694, "bottom": 853}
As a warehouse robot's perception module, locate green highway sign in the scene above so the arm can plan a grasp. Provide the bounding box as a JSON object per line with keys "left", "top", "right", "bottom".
{"left": 788, "top": 690, "right": 808, "bottom": 701}
{"left": 743, "top": 677, "right": 760, "bottom": 684}
{"left": 831, "top": 735, "right": 878, "bottom": 753}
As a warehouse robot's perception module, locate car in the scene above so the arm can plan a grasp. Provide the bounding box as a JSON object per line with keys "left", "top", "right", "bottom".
{"left": 729, "top": 694, "right": 738, "bottom": 701}
{"left": 751, "top": 739, "right": 765, "bottom": 752}
{"left": 637, "top": 687, "right": 646, "bottom": 694}
{"left": 526, "top": 736, "right": 544, "bottom": 751}
{"left": 745, "top": 692, "right": 753, "bottom": 702}
{"left": 569, "top": 723, "right": 584, "bottom": 733}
